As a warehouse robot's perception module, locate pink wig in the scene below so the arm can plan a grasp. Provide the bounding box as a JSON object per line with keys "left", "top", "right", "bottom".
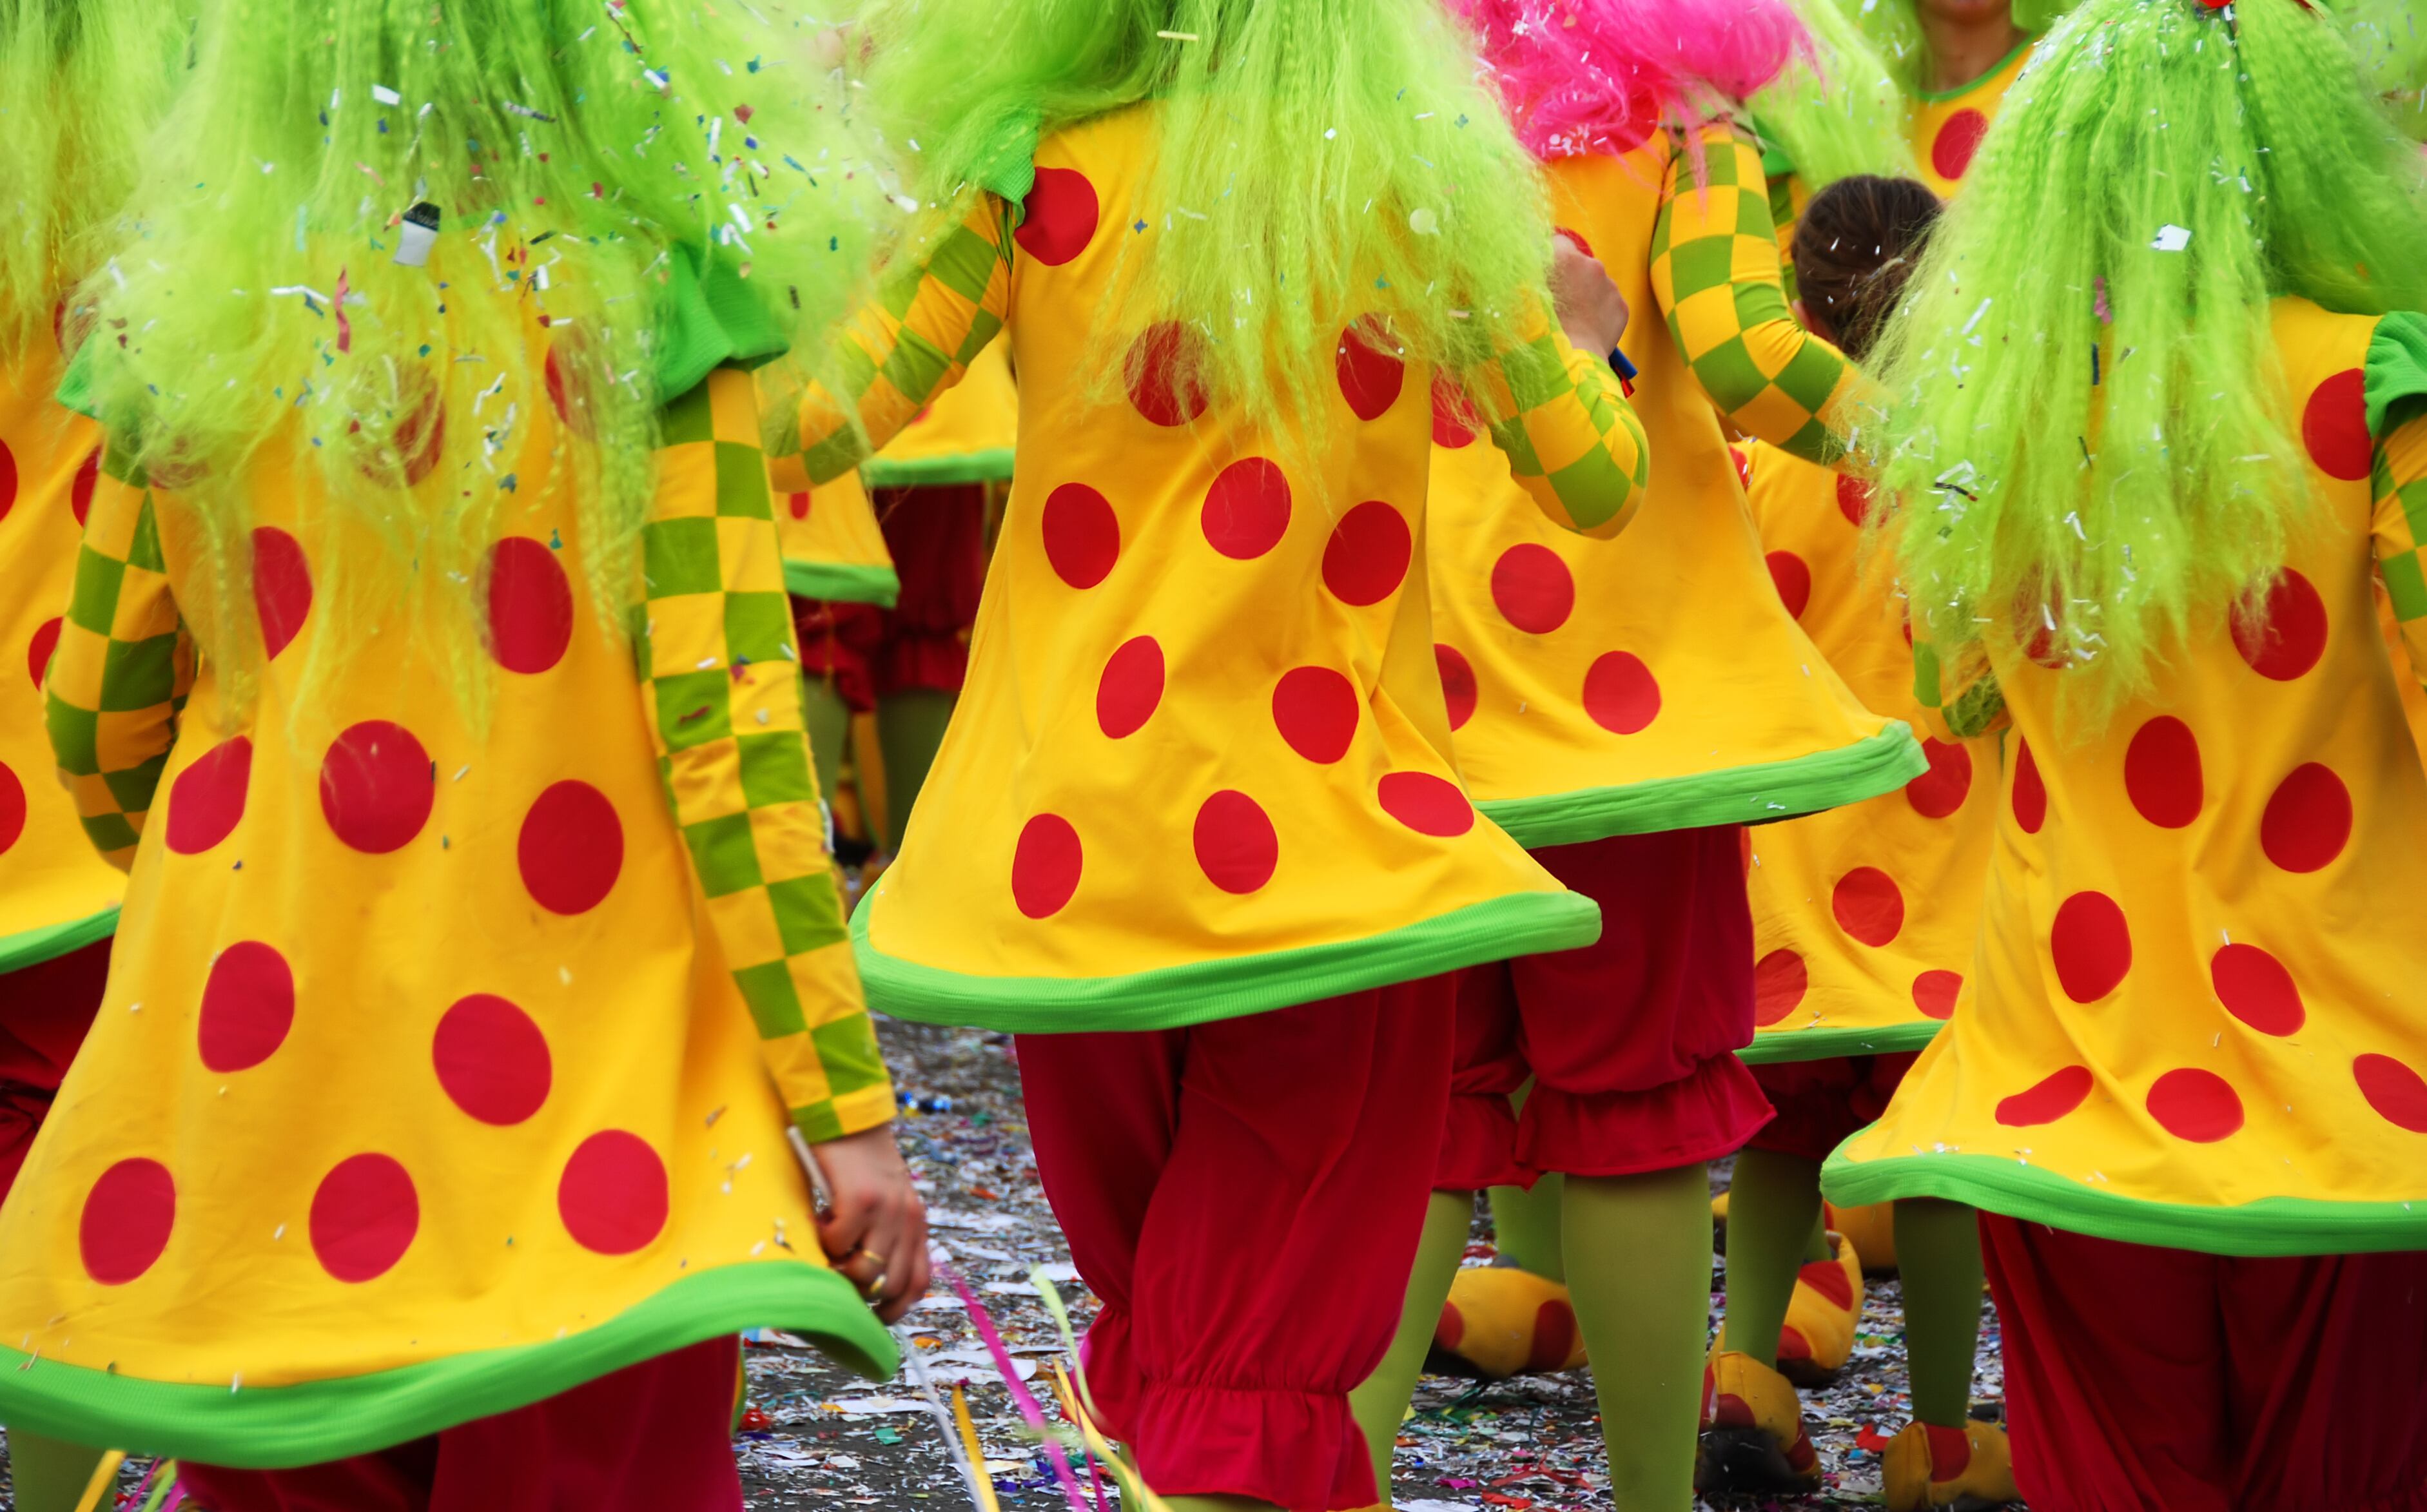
{"left": 1450, "top": 0, "right": 1813, "bottom": 159}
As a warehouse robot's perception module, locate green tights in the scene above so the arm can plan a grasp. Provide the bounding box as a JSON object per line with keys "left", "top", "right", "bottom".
{"left": 1351, "top": 1166, "right": 1713, "bottom": 1510}
{"left": 8, "top": 1428, "right": 107, "bottom": 1512}
{"left": 798, "top": 681, "right": 956, "bottom": 855}
{"left": 1719, "top": 1148, "right": 1985, "bottom": 1428}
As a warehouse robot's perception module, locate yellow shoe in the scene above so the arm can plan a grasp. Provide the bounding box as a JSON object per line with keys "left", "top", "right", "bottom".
{"left": 1698, "top": 1349, "right": 1823, "bottom": 1496}
{"left": 1711, "top": 1190, "right": 1730, "bottom": 1248}
{"left": 1882, "top": 1420, "right": 2020, "bottom": 1511}
{"left": 1829, "top": 1198, "right": 1899, "bottom": 1273}
{"left": 1431, "top": 1266, "right": 1587, "bottom": 1378}
{"left": 1774, "top": 1230, "right": 1864, "bottom": 1387}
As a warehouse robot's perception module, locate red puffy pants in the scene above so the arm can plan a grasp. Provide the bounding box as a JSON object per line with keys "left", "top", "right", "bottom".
{"left": 179, "top": 1337, "right": 744, "bottom": 1512}
{"left": 1016, "top": 977, "right": 1455, "bottom": 1512}
{"left": 1983, "top": 1213, "right": 2427, "bottom": 1512}
{"left": 0, "top": 936, "right": 110, "bottom": 1202}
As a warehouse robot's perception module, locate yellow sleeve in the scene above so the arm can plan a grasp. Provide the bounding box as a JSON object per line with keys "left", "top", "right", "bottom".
{"left": 1652, "top": 124, "right": 1860, "bottom": 465}
{"left": 2372, "top": 407, "right": 2427, "bottom": 693}
{"left": 43, "top": 454, "right": 191, "bottom": 869}
{"left": 641, "top": 368, "right": 896, "bottom": 1140}
{"left": 796, "top": 197, "right": 1016, "bottom": 486}
{"left": 1467, "top": 299, "right": 1651, "bottom": 541}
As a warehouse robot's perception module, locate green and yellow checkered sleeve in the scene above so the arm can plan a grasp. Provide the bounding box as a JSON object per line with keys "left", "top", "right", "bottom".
{"left": 641, "top": 367, "right": 896, "bottom": 1141}
{"left": 796, "top": 197, "right": 1015, "bottom": 487}
{"left": 1652, "top": 125, "right": 1859, "bottom": 466}
{"left": 1471, "top": 300, "right": 1650, "bottom": 541}
{"left": 44, "top": 450, "right": 191, "bottom": 869}
{"left": 2372, "top": 409, "right": 2427, "bottom": 692}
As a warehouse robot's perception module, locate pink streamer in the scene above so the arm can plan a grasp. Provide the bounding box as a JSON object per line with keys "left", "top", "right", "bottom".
{"left": 940, "top": 1263, "right": 1092, "bottom": 1512}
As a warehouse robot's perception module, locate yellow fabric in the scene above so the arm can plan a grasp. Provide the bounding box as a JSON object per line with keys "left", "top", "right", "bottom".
{"left": 1909, "top": 42, "right": 2034, "bottom": 200}
{"left": 873, "top": 340, "right": 1017, "bottom": 475}
{"left": 795, "top": 105, "right": 1647, "bottom": 999}
{"left": 9, "top": 351, "right": 879, "bottom": 1391}
{"left": 0, "top": 342, "right": 126, "bottom": 948}
{"left": 1740, "top": 441, "right": 1995, "bottom": 1049}
{"left": 768, "top": 447, "right": 893, "bottom": 592}
{"left": 1835, "top": 300, "right": 2427, "bottom": 1227}
{"left": 1428, "top": 136, "right": 1900, "bottom": 830}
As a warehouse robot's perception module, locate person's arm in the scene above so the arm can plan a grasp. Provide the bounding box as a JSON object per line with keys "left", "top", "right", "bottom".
{"left": 44, "top": 452, "right": 191, "bottom": 869}
{"left": 2370, "top": 313, "right": 2427, "bottom": 693}
{"left": 639, "top": 367, "right": 926, "bottom": 1316}
{"left": 795, "top": 198, "right": 1015, "bottom": 486}
{"left": 1467, "top": 288, "right": 1651, "bottom": 541}
{"left": 1653, "top": 123, "right": 1860, "bottom": 465}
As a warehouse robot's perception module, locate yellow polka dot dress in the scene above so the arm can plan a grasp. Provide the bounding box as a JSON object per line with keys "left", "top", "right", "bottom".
{"left": 1826, "top": 301, "right": 2427, "bottom": 1253}
{"left": 1738, "top": 442, "right": 1994, "bottom": 1060}
{"left": 0, "top": 338, "right": 124, "bottom": 971}
{"left": 0, "top": 334, "right": 898, "bottom": 1464}
{"left": 1428, "top": 128, "right": 1922, "bottom": 849}
{"left": 798, "top": 108, "right": 1652, "bottom": 1030}
{"left": 1909, "top": 41, "right": 2035, "bottom": 200}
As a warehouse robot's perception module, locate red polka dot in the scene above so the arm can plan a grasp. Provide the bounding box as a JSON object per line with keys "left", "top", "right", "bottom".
{"left": 1200, "top": 458, "right": 1292, "bottom": 560}
{"left": 1321, "top": 501, "right": 1412, "bottom": 607}
{"left": 1436, "top": 644, "right": 1478, "bottom": 731}
{"left": 2210, "top": 942, "right": 2305, "bottom": 1036}
{"left": 1906, "top": 739, "right": 1974, "bottom": 819}
{"left": 1931, "top": 108, "right": 1990, "bottom": 181}
{"left": 2049, "top": 891, "right": 2132, "bottom": 1003}
{"left": 1096, "top": 636, "right": 1165, "bottom": 739}
{"left": 559, "top": 1130, "right": 669, "bottom": 1255}
{"left": 0, "top": 437, "right": 14, "bottom": 521}
{"left": 319, "top": 721, "right": 434, "bottom": 855}
{"left": 1831, "top": 867, "right": 1906, "bottom": 947}
{"left": 544, "top": 342, "right": 593, "bottom": 437}
{"left": 396, "top": 379, "right": 445, "bottom": 487}
{"left": 434, "top": 994, "right": 552, "bottom": 1126}
{"left": 1730, "top": 446, "right": 1754, "bottom": 491}
{"left": 70, "top": 447, "right": 99, "bottom": 527}
{"left": 1378, "top": 771, "right": 1474, "bottom": 837}
{"left": 1193, "top": 790, "right": 1278, "bottom": 894}
{"left": 1272, "top": 666, "right": 1360, "bottom": 764}
{"left": 487, "top": 536, "right": 574, "bottom": 675}
{"left": 1766, "top": 551, "right": 1811, "bottom": 619}
{"left": 1041, "top": 483, "right": 1120, "bottom": 589}
{"left": 25, "top": 614, "right": 62, "bottom": 693}
{"left": 1336, "top": 320, "right": 1405, "bottom": 422}
{"left": 2013, "top": 738, "right": 2047, "bottom": 834}
{"left": 2123, "top": 716, "right": 2203, "bottom": 829}
{"left": 79, "top": 1158, "right": 175, "bottom": 1284}
{"left": 166, "top": 736, "right": 253, "bottom": 855}
{"left": 251, "top": 527, "right": 313, "bottom": 661}
{"left": 0, "top": 762, "right": 21, "bottom": 857}
{"left": 1836, "top": 474, "right": 1876, "bottom": 526}
{"left": 1126, "top": 323, "right": 1208, "bottom": 427}
{"left": 198, "top": 942, "right": 295, "bottom": 1072}
{"left": 1013, "top": 166, "right": 1099, "bottom": 266}
{"left": 517, "top": 780, "right": 623, "bottom": 915}
{"left": 310, "top": 1153, "right": 420, "bottom": 1282}
{"left": 2023, "top": 621, "right": 2072, "bottom": 672}
{"left": 1490, "top": 544, "right": 1575, "bottom": 634}
{"left": 1911, "top": 970, "right": 1963, "bottom": 1021}
{"left": 2301, "top": 368, "right": 2372, "bottom": 481}
{"left": 1996, "top": 1066, "right": 2094, "bottom": 1128}
{"left": 1582, "top": 652, "right": 1661, "bottom": 735}
{"left": 787, "top": 490, "right": 810, "bottom": 521}
{"left": 2260, "top": 762, "right": 2352, "bottom": 874}
{"left": 2147, "top": 1069, "right": 2243, "bottom": 1143}
{"left": 1753, "top": 949, "right": 1808, "bottom": 1027}
{"left": 2354, "top": 1054, "right": 2427, "bottom": 1134}
{"left": 1432, "top": 374, "right": 1479, "bottom": 449}
{"left": 1012, "top": 815, "right": 1084, "bottom": 919}
{"left": 2232, "top": 570, "right": 2328, "bottom": 681}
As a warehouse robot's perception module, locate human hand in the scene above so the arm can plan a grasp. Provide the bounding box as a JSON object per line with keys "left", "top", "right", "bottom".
{"left": 808, "top": 1122, "right": 931, "bottom": 1324}
{"left": 1550, "top": 235, "right": 1630, "bottom": 362}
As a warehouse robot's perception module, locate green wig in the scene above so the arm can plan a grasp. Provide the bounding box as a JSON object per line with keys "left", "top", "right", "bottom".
{"left": 0, "top": 0, "right": 193, "bottom": 358}
{"left": 1865, "top": 0, "right": 2427, "bottom": 715}
{"left": 1751, "top": 0, "right": 1918, "bottom": 186}
{"left": 72, "top": 0, "right": 890, "bottom": 717}
{"left": 1830, "top": 0, "right": 2058, "bottom": 92}
{"left": 2329, "top": 0, "right": 2427, "bottom": 138}
{"left": 844, "top": 0, "right": 1558, "bottom": 452}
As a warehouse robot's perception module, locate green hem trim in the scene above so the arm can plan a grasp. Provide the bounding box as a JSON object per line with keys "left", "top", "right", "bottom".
{"left": 1736, "top": 1018, "right": 1943, "bottom": 1065}
{"left": 862, "top": 449, "right": 1016, "bottom": 488}
{"left": 1476, "top": 724, "right": 1925, "bottom": 849}
{"left": 783, "top": 559, "right": 901, "bottom": 608}
{"left": 1820, "top": 1148, "right": 2427, "bottom": 1257}
{"left": 0, "top": 906, "right": 118, "bottom": 976}
{"left": 853, "top": 889, "right": 1603, "bottom": 1033}
{"left": 0, "top": 1262, "right": 895, "bottom": 1469}
{"left": 1909, "top": 37, "right": 2036, "bottom": 104}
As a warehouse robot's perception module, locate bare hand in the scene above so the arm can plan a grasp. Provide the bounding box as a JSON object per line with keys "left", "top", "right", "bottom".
{"left": 809, "top": 1123, "right": 930, "bottom": 1324}
{"left": 1550, "top": 237, "right": 1630, "bottom": 362}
